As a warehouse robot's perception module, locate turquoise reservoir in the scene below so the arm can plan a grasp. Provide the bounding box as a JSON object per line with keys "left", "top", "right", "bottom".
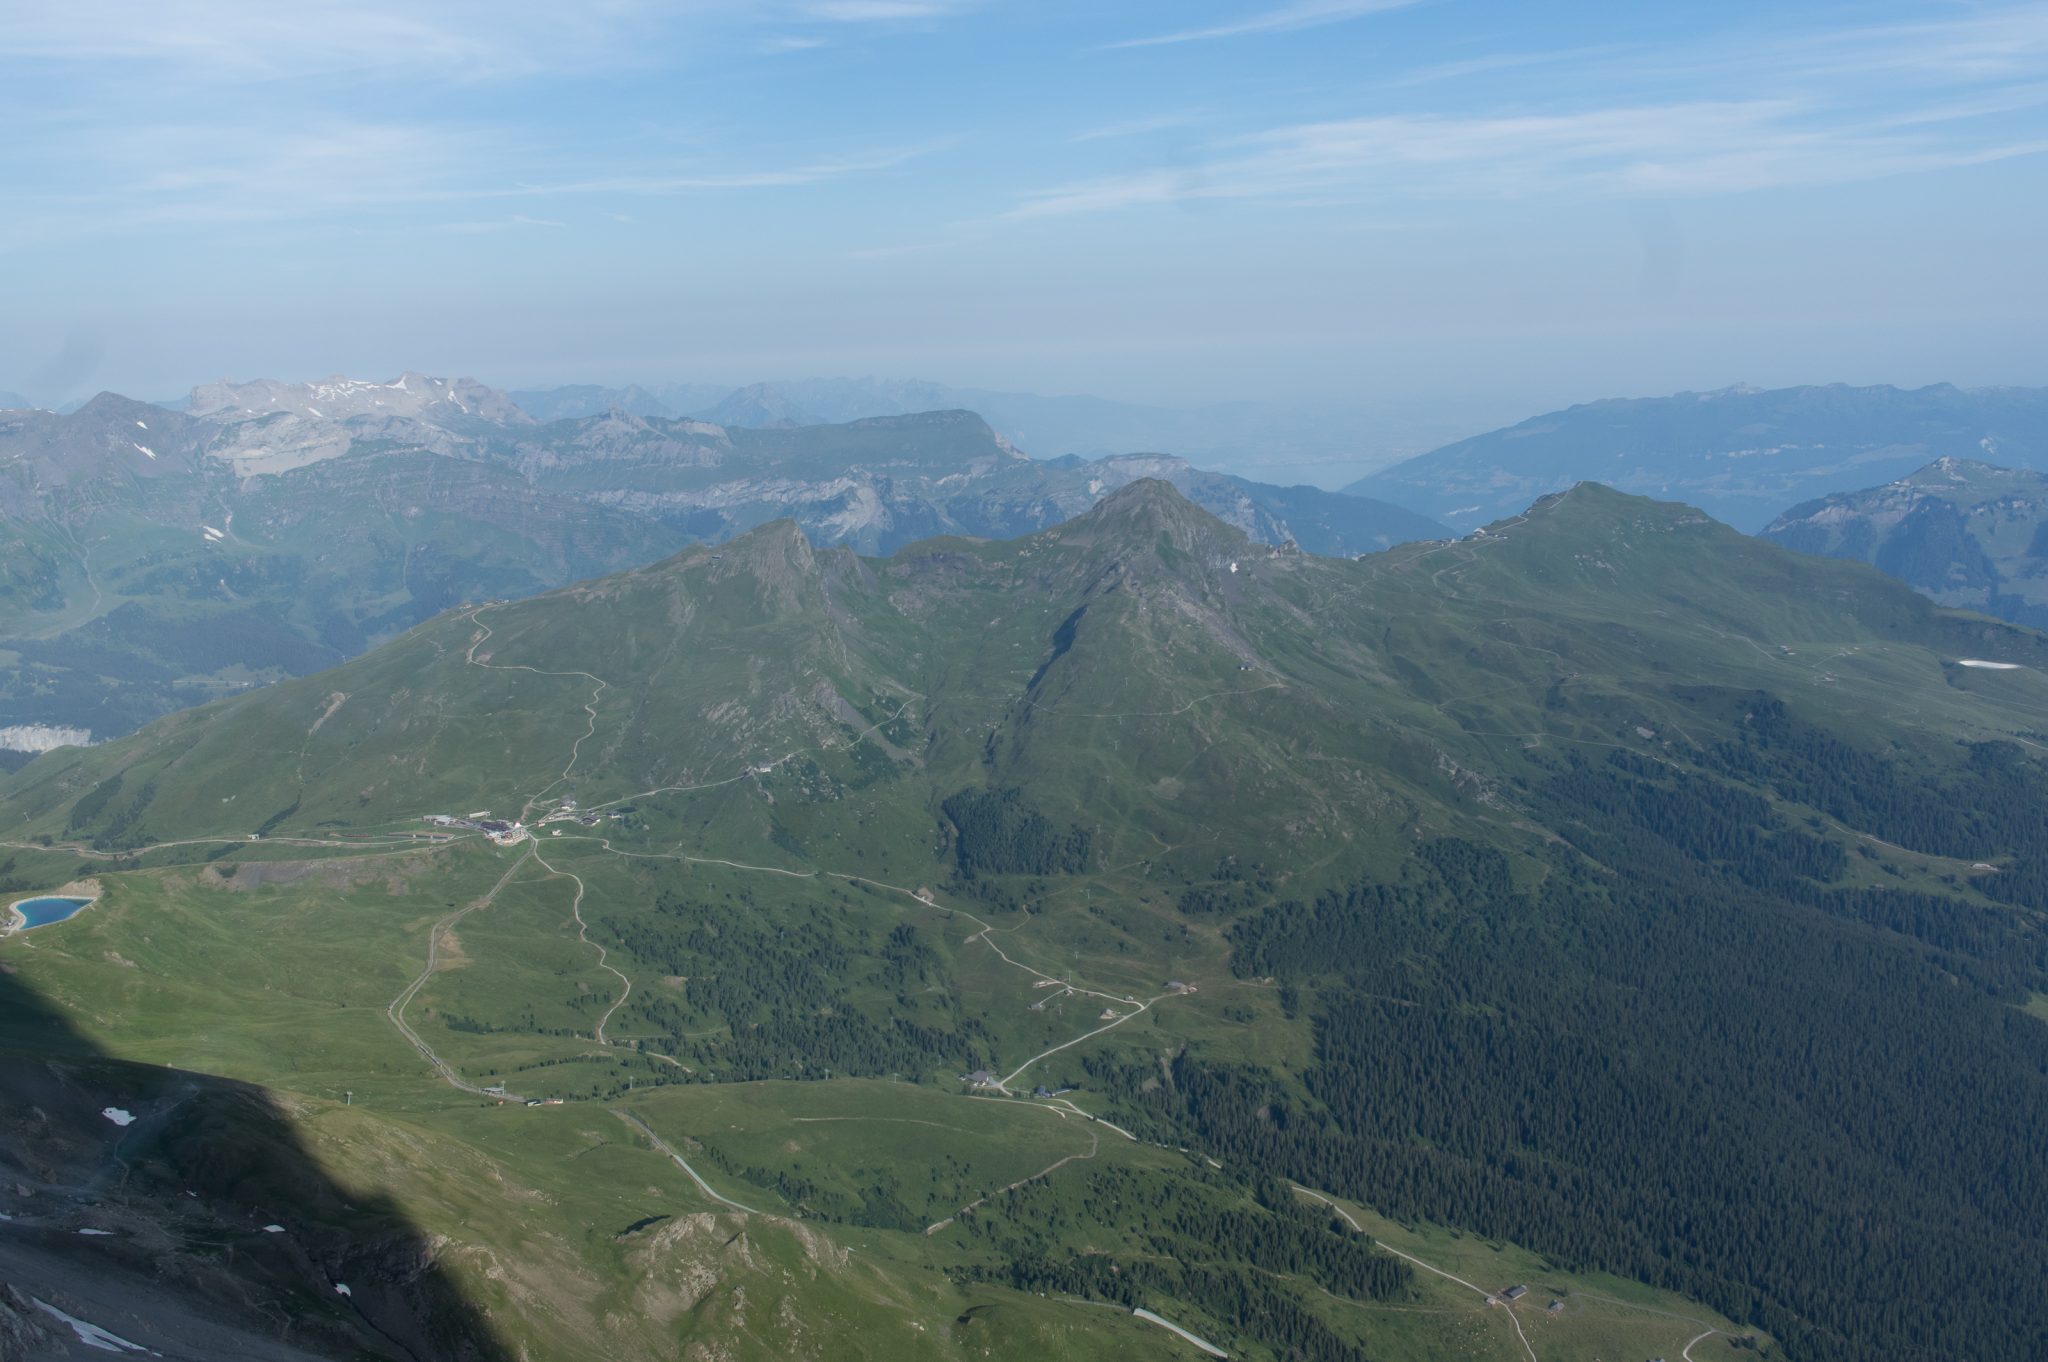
{"left": 9, "top": 896, "right": 92, "bottom": 930}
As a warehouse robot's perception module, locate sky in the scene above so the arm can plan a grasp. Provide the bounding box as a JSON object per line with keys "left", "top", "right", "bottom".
{"left": 3, "top": 0, "right": 2047, "bottom": 442}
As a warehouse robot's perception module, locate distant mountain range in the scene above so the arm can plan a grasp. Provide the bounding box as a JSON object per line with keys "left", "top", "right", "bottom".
{"left": 0, "top": 391, "right": 678, "bottom": 745}
{"left": 507, "top": 376, "right": 1486, "bottom": 484}
{"left": 1348, "top": 382, "right": 2048, "bottom": 532}
{"left": 0, "top": 375, "right": 1443, "bottom": 741}
{"left": 1762, "top": 457, "right": 2048, "bottom": 628}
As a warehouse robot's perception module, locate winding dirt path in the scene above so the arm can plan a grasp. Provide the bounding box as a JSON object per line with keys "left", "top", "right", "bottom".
{"left": 924, "top": 1130, "right": 1099, "bottom": 1236}
{"left": 1293, "top": 1185, "right": 1538, "bottom": 1362}
{"left": 528, "top": 844, "right": 632, "bottom": 1045}
{"left": 614, "top": 1109, "right": 761, "bottom": 1215}
{"left": 462, "top": 605, "right": 609, "bottom": 818}
{"left": 386, "top": 846, "right": 534, "bottom": 1100}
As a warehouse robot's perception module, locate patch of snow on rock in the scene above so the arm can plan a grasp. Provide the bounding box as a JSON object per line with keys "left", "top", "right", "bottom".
{"left": 0, "top": 724, "right": 94, "bottom": 752}
{"left": 101, "top": 1107, "right": 135, "bottom": 1126}
{"left": 33, "top": 1298, "right": 157, "bottom": 1354}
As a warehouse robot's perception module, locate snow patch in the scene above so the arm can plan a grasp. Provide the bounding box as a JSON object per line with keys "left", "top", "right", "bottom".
{"left": 132, "top": 442, "right": 156, "bottom": 460}
{"left": 262, "top": 1223, "right": 286, "bottom": 1233}
{"left": 32, "top": 1299, "right": 157, "bottom": 1354}
{"left": 101, "top": 1107, "right": 135, "bottom": 1127}
{"left": 333, "top": 1282, "right": 353, "bottom": 1297}
{"left": 78, "top": 1227, "right": 113, "bottom": 1235}
{"left": 202, "top": 526, "right": 224, "bottom": 541}
{"left": 1957, "top": 659, "right": 2022, "bottom": 670}
{"left": 0, "top": 723, "right": 93, "bottom": 752}
{"left": 134, "top": 420, "right": 147, "bottom": 430}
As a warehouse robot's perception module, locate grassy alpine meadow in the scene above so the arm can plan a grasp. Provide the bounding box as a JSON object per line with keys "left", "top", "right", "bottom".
{"left": 8, "top": 484, "right": 2048, "bottom": 1358}
{"left": 0, "top": 779, "right": 1773, "bottom": 1359}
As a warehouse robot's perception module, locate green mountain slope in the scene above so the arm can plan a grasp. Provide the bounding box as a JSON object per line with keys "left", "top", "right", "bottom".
{"left": 0, "top": 390, "right": 1439, "bottom": 747}
{"left": 1348, "top": 381, "right": 2048, "bottom": 532}
{"left": 5, "top": 481, "right": 2047, "bottom": 1361}
{"left": 1762, "top": 456, "right": 2048, "bottom": 628}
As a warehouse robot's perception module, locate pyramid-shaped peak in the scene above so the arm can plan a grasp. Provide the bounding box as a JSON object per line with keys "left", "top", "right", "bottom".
{"left": 71, "top": 391, "right": 165, "bottom": 422}
{"left": 1091, "top": 476, "right": 1201, "bottom": 518}
{"left": 1057, "top": 477, "right": 1252, "bottom": 557}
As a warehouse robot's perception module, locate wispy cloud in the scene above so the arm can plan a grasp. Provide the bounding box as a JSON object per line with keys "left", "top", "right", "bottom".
{"left": 442, "top": 213, "right": 568, "bottom": 234}
{"left": 794, "top": 1, "right": 977, "bottom": 22}
{"left": 516, "top": 142, "right": 948, "bottom": 197}
{"left": 0, "top": 112, "right": 946, "bottom": 251}
{"left": 1029, "top": 5, "right": 2048, "bottom": 214}
{"left": 1103, "top": 0, "right": 1421, "bottom": 51}
{"left": 0, "top": 0, "right": 992, "bottom": 84}
{"left": 0, "top": 1, "right": 663, "bottom": 81}
{"left": 1071, "top": 111, "right": 1206, "bottom": 142}
{"left": 1008, "top": 96, "right": 2048, "bottom": 217}
{"left": 1385, "top": 44, "right": 1627, "bottom": 90}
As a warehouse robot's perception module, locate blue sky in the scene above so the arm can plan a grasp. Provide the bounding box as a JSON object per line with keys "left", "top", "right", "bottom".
{"left": 4, "top": 0, "right": 2046, "bottom": 434}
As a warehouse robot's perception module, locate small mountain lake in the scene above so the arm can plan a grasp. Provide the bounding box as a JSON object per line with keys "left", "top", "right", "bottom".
{"left": 7, "top": 896, "right": 94, "bottom": 932}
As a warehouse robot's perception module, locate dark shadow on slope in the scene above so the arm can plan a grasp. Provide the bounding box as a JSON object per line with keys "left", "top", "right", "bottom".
{"left": 1024, "top": 604, "right": 1085, "bottom": 692}
{"left": 0, "top": 970, "right": 513, "bottom": 1361}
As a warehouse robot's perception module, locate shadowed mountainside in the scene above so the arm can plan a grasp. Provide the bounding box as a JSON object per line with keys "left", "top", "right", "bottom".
{"left": 0, "top": 970, "right": 514, "bottom": 1361}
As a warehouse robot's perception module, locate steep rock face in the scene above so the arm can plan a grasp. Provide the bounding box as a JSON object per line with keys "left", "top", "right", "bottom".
{"left": 1762, "top": 457, "right": 2048, "bottom": 626}
{"left": 0, "top": 1285, "right": 55, "bottom": 1360}
{"left": 1351, "top": 382, "right": 2048, "bottom": 531}
{"left": 189, "top": 372, "right": 531, "bottom": 426}
{"left": 186, "top": 374, "right": 531, "bottom": 476}
{"left": 0, "top": 395, "right": 213, "bottom": 516}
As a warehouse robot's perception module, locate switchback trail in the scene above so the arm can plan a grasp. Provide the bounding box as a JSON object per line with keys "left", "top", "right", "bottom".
{"left": 528, "top": 844, "right": 630, "bottom": 1044}
{"left": 528, "top": 843, "right": 690, "bottom": 1071}
{"left": 462, "top": 605, "right": 608, "bottom": 819}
